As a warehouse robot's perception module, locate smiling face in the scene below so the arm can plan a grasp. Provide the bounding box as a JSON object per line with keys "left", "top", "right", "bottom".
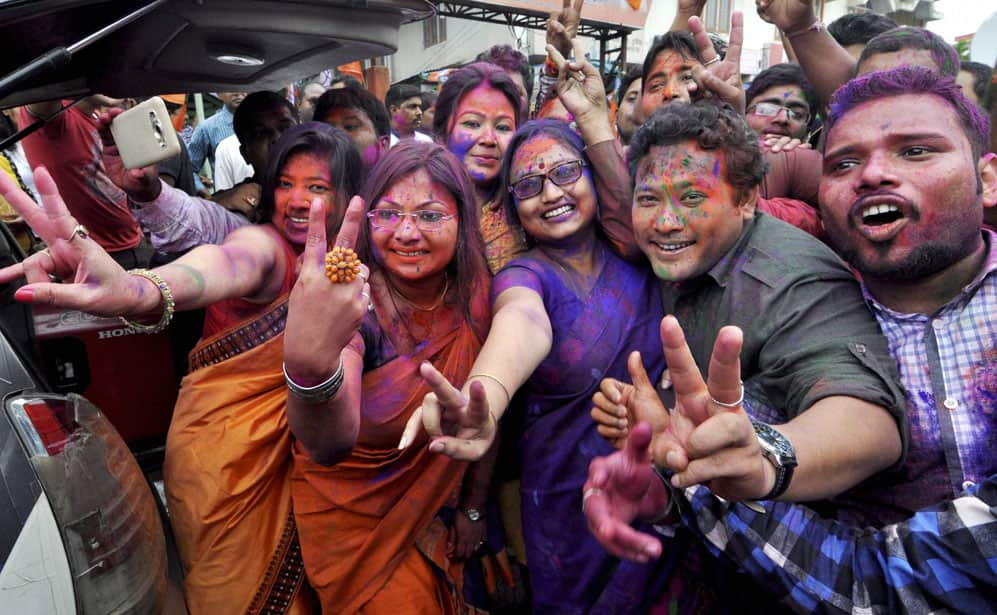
{"left": 639, "top": 49, "right": 700, "bottom": 119}
{"left": 632, "top": 143, "right": 754, "bottom": 282}
{"left": 369, "top": 168, "right": 459, "bottom": 283}
{"left": 745, "top": 84, "right": 810, "bottom": 139}
{"left": 446, "top": 84, "right": 516, "bottom": 188}
{"left": 820, "top": 93, "right": 990, "bottom": 282}
{"left": 272, "top": 153, "right": 335, "bottom": 251}
{"left": 510, "top": 134, "right": 596, "bottom": 246}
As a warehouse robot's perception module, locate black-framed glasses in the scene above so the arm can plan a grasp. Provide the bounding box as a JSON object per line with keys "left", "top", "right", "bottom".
{"left": 508, "top": 159, "right": 586, "bottom": 200}
{"left": 748, "top": 101, "right": 810, "bottom": 124}
{"left": 366, "top": 209, "right": 456, "bottom": 232}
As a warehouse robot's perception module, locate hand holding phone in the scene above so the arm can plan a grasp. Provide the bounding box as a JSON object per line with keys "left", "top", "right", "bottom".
{"left": 109, "top": 97, "right": 182, "bottom": 169}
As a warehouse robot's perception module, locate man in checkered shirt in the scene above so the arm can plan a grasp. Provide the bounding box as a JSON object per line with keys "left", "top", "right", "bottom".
{"left": 583, "top": 65, "right": 997, "bottom": 612}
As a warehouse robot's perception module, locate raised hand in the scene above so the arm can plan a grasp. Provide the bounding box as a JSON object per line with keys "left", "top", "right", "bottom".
{"left": 591, "top": 351, "right": 669, "bottom": 449}
{"left": 755, "top": 0, "right": 818, "bottom": 33}
{"left": 760, "top": 134, "right": 812, "bottom": 153}
{"left": 546, "top": 36, "right": 609, "bottom": 130}
{"left": 98, "top": 109, "right": 162, "bottom": 202}
{"left": 397, "top": 362, "right": 498, "bottom": 461}
{"left": 583, "top": 422, "right": 670, "bottom": 563}
{"left": 0, "top": 168, "right": 154, "bottom": 316}
{"left": 283, "top": 196, "right": 369, "bottom": 383}
{"left": 547, "top": 0, "right": 584, "bottom": 59}
{"left": 654, "top": 316, "right": 771, "bottom": 502}
{"left": 689, "top": 11, "right": 746, "bottom": 113}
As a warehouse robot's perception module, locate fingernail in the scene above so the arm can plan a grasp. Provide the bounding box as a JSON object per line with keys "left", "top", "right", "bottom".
{"left": 14, "top": 288, "right": 33, "bottom": 302}
{"left": 428, "top": 441, "right": 443, "bottom": 453}
{"left": 397, "top": 436, "right": 410, "bottom": 450}
{"left": 671, "top": 475, "right": 682, "bottom": 488}
{"left": 618, "top": 419, "right": 627, "bottom": 429}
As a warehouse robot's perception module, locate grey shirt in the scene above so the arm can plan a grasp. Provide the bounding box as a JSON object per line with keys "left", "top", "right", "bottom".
{"left": 659, "top": 212, "right": 908, "bottom": 452}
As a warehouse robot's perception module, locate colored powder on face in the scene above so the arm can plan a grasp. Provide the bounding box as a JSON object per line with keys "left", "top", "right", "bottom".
{"left": 712, "top": 159, "right": 720, "bottom": 178}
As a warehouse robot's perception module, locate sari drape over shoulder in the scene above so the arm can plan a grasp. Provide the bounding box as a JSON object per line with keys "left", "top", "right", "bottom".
{"left": 164, "top": 297, "right": 315, "bottom": 615}
{"left": 291, "top": 281, "right": 488, "bottom": 613}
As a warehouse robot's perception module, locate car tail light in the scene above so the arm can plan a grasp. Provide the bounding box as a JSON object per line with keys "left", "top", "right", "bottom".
{"left": 7, "top": 393, "right": 169, "bottom": 614}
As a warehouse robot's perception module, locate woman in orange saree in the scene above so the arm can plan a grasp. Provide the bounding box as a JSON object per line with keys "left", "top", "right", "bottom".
{"left": 282, "top": 140, "right": 492, "bottom": 613}
{"left": 0, "top": 121, "right": 365, "bottom": 614}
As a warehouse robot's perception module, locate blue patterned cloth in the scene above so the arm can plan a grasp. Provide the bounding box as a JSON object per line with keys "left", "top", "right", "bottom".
{"left": 680, "top": 476, "right": 997, "bottom": 614}
{"left": 187, "top": 105, "right": 234, "bottom": 189}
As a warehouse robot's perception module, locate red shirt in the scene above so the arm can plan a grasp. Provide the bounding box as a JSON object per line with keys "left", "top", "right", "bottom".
{"left": 19, "top": 105, "right": 141, "bottom": 252}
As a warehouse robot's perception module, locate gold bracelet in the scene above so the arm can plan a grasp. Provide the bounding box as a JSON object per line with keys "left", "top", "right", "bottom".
{"left": 118, "top": 269, "right": 175, "bottom": 334}
{"left": 467, "top": 373, "right": 511, "bottom": 403}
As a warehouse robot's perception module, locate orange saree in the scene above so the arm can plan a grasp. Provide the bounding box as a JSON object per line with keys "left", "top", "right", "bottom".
{"left": 164, "top": 297, "right": 316, "bottom": 615}
{"left": 291, "top": 286, "right": 486, "bottom": 613}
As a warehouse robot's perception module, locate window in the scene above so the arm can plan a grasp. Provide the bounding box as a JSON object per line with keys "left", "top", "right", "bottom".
{"left": 423, "top": 15, "right": 446, "bottom": 48}
{"left": 703, "top": 0, "right": 732, "bottom": 33}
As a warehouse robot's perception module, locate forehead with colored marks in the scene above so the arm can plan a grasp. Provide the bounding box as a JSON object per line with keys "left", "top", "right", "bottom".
{"left": 635, "top": 144, "right": 723, "bottom": 191}
{"left": 511, "top": 134, "right": 577, "bottom": 178}
{"left": 379, "top": 168, "right": 458, "bottom": 213}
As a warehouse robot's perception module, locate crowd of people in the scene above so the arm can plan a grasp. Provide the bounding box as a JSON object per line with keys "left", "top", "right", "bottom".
{"left": 0, "top": 0, "right": 995, "bottom": 613}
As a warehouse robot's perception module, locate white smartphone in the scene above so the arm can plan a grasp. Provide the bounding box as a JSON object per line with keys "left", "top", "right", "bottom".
{"left": 109, "top": 96, "right": 182, "bottom": 169}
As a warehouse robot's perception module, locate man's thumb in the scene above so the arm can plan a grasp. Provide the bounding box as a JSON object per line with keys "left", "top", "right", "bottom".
{"left": 627, "top": 350, "right": 654, "bottom": 391}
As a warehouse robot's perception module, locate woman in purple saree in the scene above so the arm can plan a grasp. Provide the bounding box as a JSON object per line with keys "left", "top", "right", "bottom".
{"left": 404, "top": 119, "right": 681, "bottom": 613}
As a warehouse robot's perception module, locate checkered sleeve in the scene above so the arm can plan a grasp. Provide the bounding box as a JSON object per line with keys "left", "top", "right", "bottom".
{"left": 678, "top": 478, "right": 997, "bottom": 614}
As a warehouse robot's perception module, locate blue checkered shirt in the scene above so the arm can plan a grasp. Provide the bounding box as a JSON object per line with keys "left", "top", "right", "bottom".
{"left": 829, "top": 230, "right": 997, "bottom": 527}
{"left": 680, "top": 477, "right": 997, "bottom": 614}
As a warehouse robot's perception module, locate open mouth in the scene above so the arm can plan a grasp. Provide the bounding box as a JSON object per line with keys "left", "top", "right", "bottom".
{"left": 542, "top": 204, "right": 575, "bottom": 220}
{"left": 861, "top": 204, "right": 904, "bottom": 226}
{"left": 393, "top": 249, "right": 428, "bottom": 257}
{"left": 288, "top": 216, "right": 309, "bottom": 224}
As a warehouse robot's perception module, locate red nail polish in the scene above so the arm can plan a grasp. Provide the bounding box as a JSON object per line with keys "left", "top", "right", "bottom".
{"left": 14, "top": 287, "right": 33, "bottom": 302}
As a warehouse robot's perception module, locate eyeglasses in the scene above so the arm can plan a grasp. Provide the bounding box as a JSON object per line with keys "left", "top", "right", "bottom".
{"left": 748, "top": 101, "right": 810, "bottom": 124}
{"left": 366, "top": 209, "right": 456, "bottom": 232}
{"left": 508, "top": 160, "right": 586, "bottom": 200}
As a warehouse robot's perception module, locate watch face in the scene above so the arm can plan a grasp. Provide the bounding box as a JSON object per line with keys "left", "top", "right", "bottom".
{"left": 752, "top": 421, "right": 798, "bottom": 467}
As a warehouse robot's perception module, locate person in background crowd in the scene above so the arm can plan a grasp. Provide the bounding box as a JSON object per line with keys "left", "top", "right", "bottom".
{"left": 0, "top": 121, "right": 367, "bottom": 614}
{"left": 330, "top": 74, "right": 364, "bottom": 90}
{"left": 745, "top": 63, "right": 823, "bottom": 208}
{"left": 744, "top": 63, "right": 818, "bottom": 142}
{"left": 958, "top": 60, "right": 993, "bottom": 107}
{"left": 476, "top": 44, "right": 533, "bottom": 113}
{"left": 313, "top": 85, "right": 392, "bottom": 169}
{"left": 615, "top": 67, "right": 642, "bottom": 146}
{"left": 19, "top": 96, "right": 151, "bottom": 268}
{"left": 386, "top": 82, "right": 432, "bottom": 146}
{"left": 157, "top": 96, "right": 199, "bottom": 197}
{"left": 420, "top": 90, "right": 438, "bottom": 137}
{"left": 827, "top": 11, "right": 898, "bottom": 59}
{"left": 0, "top": 108, "right": 38, "bottom": 252}
{"left": 187, "top": 92, "right": 246, "bottom": 190}
{"left": 297, "top": 82, "right": 327, "bottom": 122}
{"left": 212, "top": 133, "right": 254, "bottom": 192}
{"left": 282, "top": 140, "right": 492, "bottom": 612}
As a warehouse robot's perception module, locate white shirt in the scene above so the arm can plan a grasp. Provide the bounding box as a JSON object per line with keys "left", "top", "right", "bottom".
{"left": 212, "top": 135, "right": 254, "bottom": 191}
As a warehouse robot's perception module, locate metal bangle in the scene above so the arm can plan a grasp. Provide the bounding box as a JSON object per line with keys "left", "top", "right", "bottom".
{"left": 284, "top": 357, "right": 345, "bottom": 404}
{"left": 118, "top": 269, "right": 175, "bottom": 334}
{"left": 467, "top": 373, "right": 511, "bottom": 403}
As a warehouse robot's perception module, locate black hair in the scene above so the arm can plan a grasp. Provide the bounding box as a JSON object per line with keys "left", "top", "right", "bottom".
{"left": 858, "top": 26, "right": 960, "bottom": 78}
{"left": 313, "top": 86, "right": 391, "bottom": 137}
{"left": 960, "top": 61, "right": 993, "bottom": 104}
{"left": 641, "top": 31, "right": 704, "bottom": 91}
{"left": 745, "top": 63, "right": 820, "bottom": 132}
{"left": 616, "top": 66, "right": 643, "bottom": 106}
{"left": 432, "top": 62, "right": 523, "bottom": 141}
{"left": 827, "top": 12, "right": 898, "bottom": 48}
{"left": 233, "top": 91, "right": 298, "bottom": 145}
{"left": 385, "top": 83, "right": 423, "bottom": 110}
{"left": 628, "top": 101, "right": 767, "bottom": 204}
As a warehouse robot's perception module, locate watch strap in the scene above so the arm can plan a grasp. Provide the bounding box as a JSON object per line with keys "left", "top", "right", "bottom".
{"left": 760, "top": 462, "right": 794, "bottom": 500}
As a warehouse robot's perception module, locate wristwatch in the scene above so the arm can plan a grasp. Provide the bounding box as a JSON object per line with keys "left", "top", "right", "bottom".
{"left": 462, "top": 507, "right": 485, "bottom": 522}
{"left": 751, "top": 420, "right": 797, "bottom": 500}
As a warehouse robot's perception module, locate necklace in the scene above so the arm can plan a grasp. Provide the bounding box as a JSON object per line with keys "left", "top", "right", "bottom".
{"left": 387, "top": 274, "right": 450, "bottom": 312}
